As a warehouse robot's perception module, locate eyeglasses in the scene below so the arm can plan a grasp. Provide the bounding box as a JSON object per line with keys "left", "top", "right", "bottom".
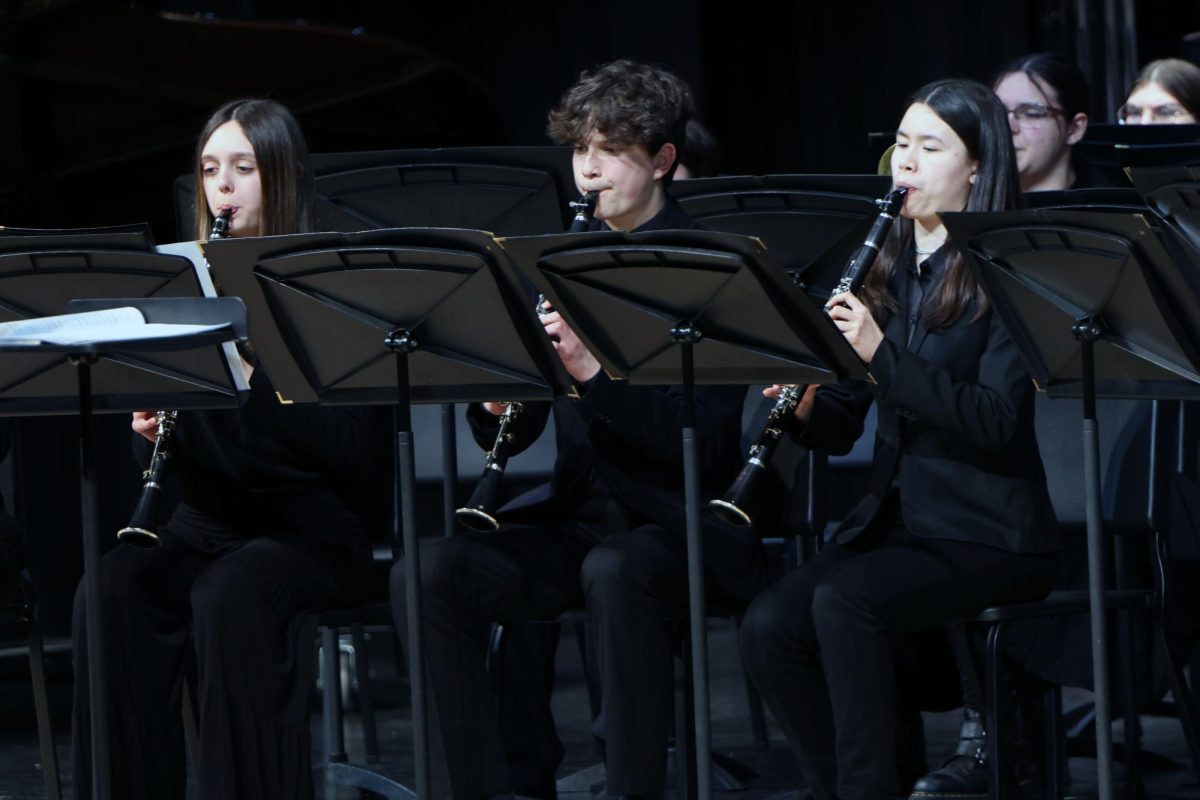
{"left": 1005, "top": 103, "right": 1064, "bottom": 128}
{"left": 1117, "top": 103, "right": 1193, "bottom": 124}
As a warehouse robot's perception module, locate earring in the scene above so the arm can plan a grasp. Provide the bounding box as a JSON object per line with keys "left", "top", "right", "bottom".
{"left": 969, "top": 173, "right": 977, "bottom": 184}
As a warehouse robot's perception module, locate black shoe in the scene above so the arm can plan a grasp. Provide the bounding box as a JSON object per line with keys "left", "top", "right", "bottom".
{"left": 908, "top": 708, "right": 988, "bottom": 798}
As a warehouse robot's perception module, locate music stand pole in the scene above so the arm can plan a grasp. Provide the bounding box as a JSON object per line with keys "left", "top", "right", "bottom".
{"left": 671, "top": 323, "right": 712, "bottom": 798}
{"left": 387, "top": 330, "right": 430, "bottom": 799}
{"left": 1075, "top": 321, "right": 1115, "bottom": 800}
{"left": 441, "top": 405, "right": 457, "bottom": 538}
{"left": 72, "top": 354, "right": 112, "bottom": 800}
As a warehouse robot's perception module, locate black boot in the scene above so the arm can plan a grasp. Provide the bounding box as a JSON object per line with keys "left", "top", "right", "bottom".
{"left": 908, "top": 708, "right": 989, "bottom": 798}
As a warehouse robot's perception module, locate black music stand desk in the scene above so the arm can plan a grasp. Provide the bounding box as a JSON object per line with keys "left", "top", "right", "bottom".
{"left": 205, "top": 227, "right": 569, "bottom": 800}
{"left": 670, "top": 174, "right": 892, "bottom": 296}
{"left": 0, "top": 296, "right": 247, "bottom": 800}
{"left": 502, "top": 228, "right": 868, "bottom": 800}
{"left": 942, "top": 208, "right": 1200, "bottom": 800}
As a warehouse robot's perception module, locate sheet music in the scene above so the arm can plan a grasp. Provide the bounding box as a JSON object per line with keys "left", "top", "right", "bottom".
{"left": 0, "top": 306, "right": 227, "bottom": 346}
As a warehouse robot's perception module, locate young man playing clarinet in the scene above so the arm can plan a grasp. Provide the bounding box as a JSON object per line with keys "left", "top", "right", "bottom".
{"left": 390, "top": 59, "right": 764, "bottom": 800}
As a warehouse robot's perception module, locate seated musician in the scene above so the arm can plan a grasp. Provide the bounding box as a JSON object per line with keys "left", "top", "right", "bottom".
{"left": 993, "top": 53, "right": 1090, "bottom": 192}
{"left": 389, "top": 59, "right": 765, "bottom": 800}
{"left": 70, "top": 98, "right": 373, "bottom": 800}
{"left": 737, "top": 79, "right": 1061, "bottom": 800}
{"left": 1118, "top": 58, "right": 1200, "bottom": 124}
{"left": 907, "top": 54, "right": 1093, "bottom": 798}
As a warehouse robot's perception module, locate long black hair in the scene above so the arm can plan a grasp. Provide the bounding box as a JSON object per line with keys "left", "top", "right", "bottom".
{"left": 194, "top": 98, "right": 318, "bottom": 238}
{"left": 860, "top": 79, "right": 1021, "bottom": 330}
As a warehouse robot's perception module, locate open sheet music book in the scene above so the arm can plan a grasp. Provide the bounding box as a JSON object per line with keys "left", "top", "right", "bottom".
{"left": 0, "top": 306, "right": 229, "bottom": 346}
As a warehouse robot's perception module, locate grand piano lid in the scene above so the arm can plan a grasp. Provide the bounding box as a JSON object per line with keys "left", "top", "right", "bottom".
{"left": 2, "top": 2, "right": 504, "bottom": 238}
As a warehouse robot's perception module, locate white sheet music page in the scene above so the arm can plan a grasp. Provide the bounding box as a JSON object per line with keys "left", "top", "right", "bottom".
{"left": 0, "top": 307, "right": 227, "bottom": 346}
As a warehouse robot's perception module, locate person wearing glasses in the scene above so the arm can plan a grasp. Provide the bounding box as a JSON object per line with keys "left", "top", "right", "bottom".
{"left": 1118, "top": 58, "right": 1200, "bottom": 124}
{"left": 993, "top": 53, "right": 1090, "bottom": 192}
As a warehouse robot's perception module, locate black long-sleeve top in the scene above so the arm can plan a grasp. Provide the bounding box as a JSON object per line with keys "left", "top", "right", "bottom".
{"left": 135, "top": 366, "right": 371, "bottom": 558}
{"left": 795, "top": 245, "right": 1059, "bottom": 554}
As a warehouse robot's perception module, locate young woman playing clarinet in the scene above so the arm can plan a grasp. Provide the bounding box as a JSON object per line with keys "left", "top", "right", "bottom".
{"left": 71, "top": 98, "right": 373, "bottom": 800}
{"left": 738, "top": 79, "right": 1061, "bottom": 800}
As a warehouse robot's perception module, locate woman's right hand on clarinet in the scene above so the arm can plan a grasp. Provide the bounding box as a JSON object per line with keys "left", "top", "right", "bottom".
{"left": 481, "top": 402, "right": 507, "bottom": 417}
{"left": 132, "top": 411, "right": 159, "bottom": 443}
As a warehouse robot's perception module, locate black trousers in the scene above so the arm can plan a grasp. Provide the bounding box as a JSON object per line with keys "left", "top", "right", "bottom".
{"left": 390, "top": 520, "right": 701, "bottom": 800}
{"left": 738, "top": 525, "right": 1057, "bottom": 800}
{"left": 71, "top": 506, "right": 367, "bottom": 800}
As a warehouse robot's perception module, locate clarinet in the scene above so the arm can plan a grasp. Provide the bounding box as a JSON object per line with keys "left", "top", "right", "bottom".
{"left": 454, "top": 399, "right": 525, "bottom": 532}
{"left": 708, "top": 186, "right": 907, "bottom": 528}
{"left": 568, "top": 190, "right": 599, "bottom": 232}
{"left": 454, "top": 193, "right": 597, "bottom": 531}
{"left": 117, "top": 208, "right": 233, "bottom": 547}
{"left": 117, "top": 410, "right": 180, "bottom": 547}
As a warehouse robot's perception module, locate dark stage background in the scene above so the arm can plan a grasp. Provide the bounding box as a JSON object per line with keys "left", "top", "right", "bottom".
{"left": 0, "top": 0, "right": 1198, "bottom": 634}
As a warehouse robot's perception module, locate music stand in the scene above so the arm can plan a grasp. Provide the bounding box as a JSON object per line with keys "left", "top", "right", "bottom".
{"left": 173, "top": 146, "right": 576, "bottom": 239}
{"left": 670, "top": 174, "right": 892, "bottom": 296}
{"left": 204, "top": 227, "right": 570, "bottom": 800}
{"left": 0, "top": 296, "right": 247, "bottom": 800}
{"left": 941, "top": 208, "right": 1200, "bottom": 800}
{"left": 177, "top": 146, "right": 578, "bottom": 537}
{"left": 1075, "top": 123, "right": 1200, "bottom": 188}
{"left": 501, "top": 228, "right": 868, "bottom": 800}
{"left": 0, "top": 229, "right": 249, "bottom": 413}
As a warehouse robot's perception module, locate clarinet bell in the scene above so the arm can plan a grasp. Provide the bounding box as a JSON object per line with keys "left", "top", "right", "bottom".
{"left": 455, "top": 506, "right": 501, "bottom": 532}
{"left": 708, "top": 461, "right": 762, "bottom": 528}
{"left": 455, "top": 467, "right": 504, "bottom": 532}
{"left": 118, "top": 477, "right": 164, "bottom": 548}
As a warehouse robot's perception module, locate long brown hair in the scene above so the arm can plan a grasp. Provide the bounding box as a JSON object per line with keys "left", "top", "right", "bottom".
{"left": 194, "top": 98, "right": 318, "bottom": 239}
{"left": 859, "top": 79, "right": 1022, "bottom": 330}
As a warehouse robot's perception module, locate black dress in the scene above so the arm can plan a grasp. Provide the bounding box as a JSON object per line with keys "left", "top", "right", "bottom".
{"left": 71, "top": 366, "right": 372, "bottom": 800}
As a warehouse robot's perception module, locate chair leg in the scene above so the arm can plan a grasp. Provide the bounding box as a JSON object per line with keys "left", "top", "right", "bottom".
{"left": 1156, "top": 619, "right": 1200, "bottom": 784}
{"left": 350, "top": 622, "right": 380, "bottom": 763}
{"left": 985, "top": 621, "right": 1008, "bottom": 800}
{"left": 1041, "top": 683, "right": 1064, "bottom": 800}
{"left": 27, "top": 613, "right": 60, "bottom": 800}
{"left": 674, "top": 625, "right": 697, "bottom": 800}
{"left": 321, "top": 624, "right": 346, "bottom": 800}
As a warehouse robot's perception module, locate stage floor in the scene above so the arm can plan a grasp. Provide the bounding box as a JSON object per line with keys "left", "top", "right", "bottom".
{"left": 1, "top": 619, "right": 1197, "bottom": 799}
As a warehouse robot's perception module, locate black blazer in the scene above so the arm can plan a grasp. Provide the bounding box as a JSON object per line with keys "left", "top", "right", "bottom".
{"left": 798, "top": 250, "right": 1060, "bottom": 555}
{"left": 466, "top": 199, "right": 767, "bottom": 601}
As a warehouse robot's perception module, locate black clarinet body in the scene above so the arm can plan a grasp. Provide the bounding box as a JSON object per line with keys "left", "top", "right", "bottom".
{"left": 708, "top": 187, "right": 907, "bottom": 528}
{"left": 831, "top": 186, "right": 908, "bottom": 297}
{"left": 568, "top": 190, "right": 599, "bottom": 233}
{"left": 454, "top": 193, "right": 597, "bottom": 531}
{"left": 455, "top": 401, "right": 524, "bottom": 532}
{"left": 117, "top": 411, "right": 179, "bottom": 547}
{"left": 117, "top": 209, "right": 233, "bottom": 548}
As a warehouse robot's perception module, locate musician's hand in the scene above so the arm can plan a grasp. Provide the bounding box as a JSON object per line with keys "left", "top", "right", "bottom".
{"left": 826, "top": 292, "right": 884, "bottom": 363}
{"left": 481, "top": 401, "right": 507, "bottom": 416}
{"left": 132, "top": 411, "right": 159, "bottom": 443}
{"left": 763, "top": 384, "right": 820, "bottom": 426}
{"left": 541, "top": 308, "right": 601, "bottom": 383}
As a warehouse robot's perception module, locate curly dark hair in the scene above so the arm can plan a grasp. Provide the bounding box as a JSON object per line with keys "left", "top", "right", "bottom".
{"left": 547, "top": 60, "right": 694, "bottom": 181}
